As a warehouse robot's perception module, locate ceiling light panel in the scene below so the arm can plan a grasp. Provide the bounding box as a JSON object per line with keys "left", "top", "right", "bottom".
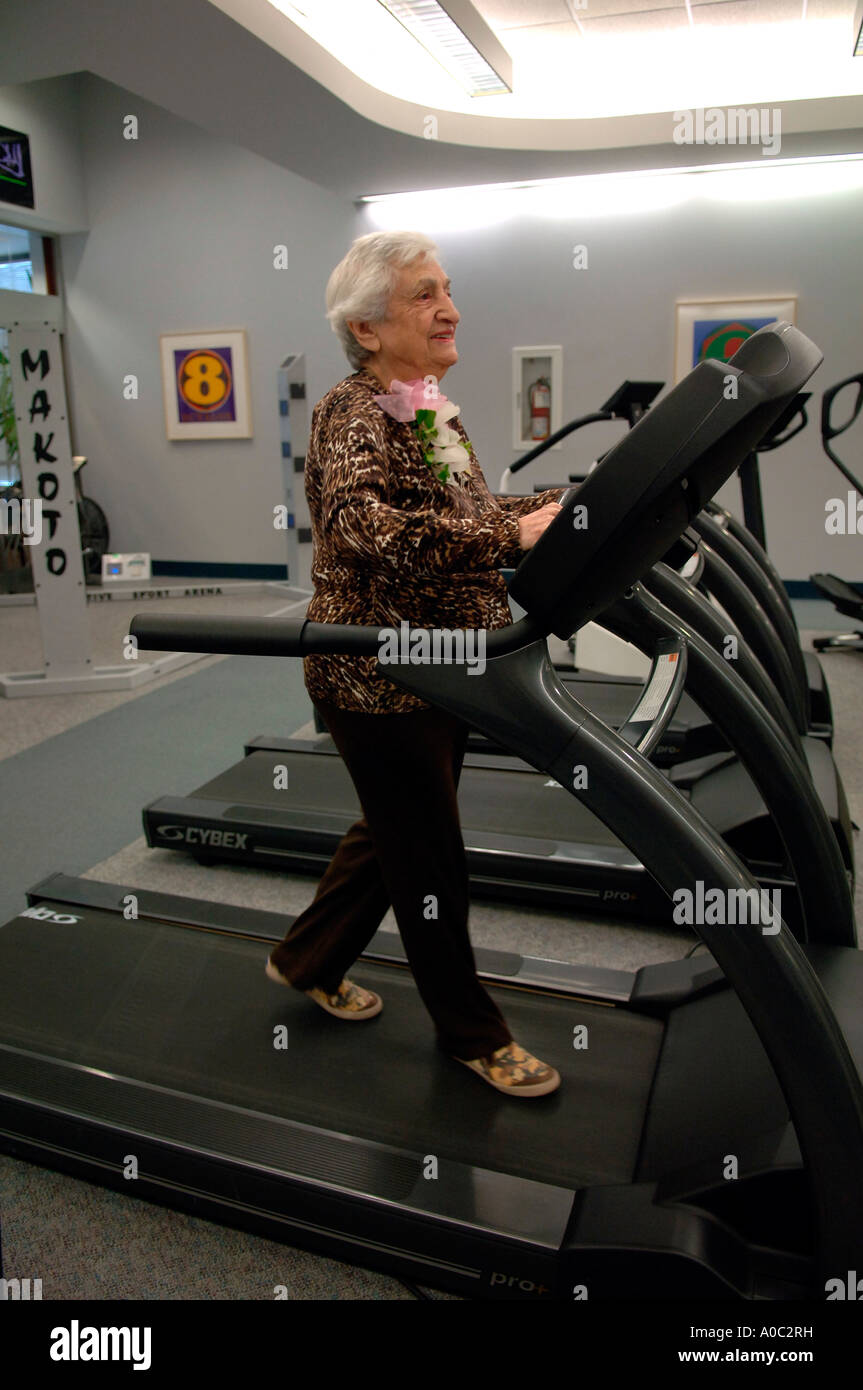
{"left": 272, "top": 0, "right": 471, "bottom": 103}
{"left": 378, "top": 0, "right": 513, "bottom": 94}
{"left": 272, "top": 0, "right": 863, "bottom": 117}
{"left": 477, "top": 0, "right": 574, "bottom": 25}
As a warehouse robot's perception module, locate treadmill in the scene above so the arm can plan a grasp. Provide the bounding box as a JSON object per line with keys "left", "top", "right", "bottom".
{"left": 503, "top": 511, "right": 829, "bottom": 765}
{"left": 1, "top": 322, "right": 862, "bottom": 1301}
{"left": 810, "top": 371, "right": 863, "bottom": 653}
{"left": 141, "top": 535, "right": 854, "bottom": 935}
{"left": 703, "top": 390, "right": 831, "bottom": 733}
{"left": 659, "top": 397, "right": 831, "bottom": 736}
{"left": 523, "top": 389, "right": 832, "bottom": 744}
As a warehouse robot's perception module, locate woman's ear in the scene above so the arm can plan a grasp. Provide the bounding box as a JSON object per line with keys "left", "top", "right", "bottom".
{"left": 347, "top": 320, "right": 380, "bottom": 355}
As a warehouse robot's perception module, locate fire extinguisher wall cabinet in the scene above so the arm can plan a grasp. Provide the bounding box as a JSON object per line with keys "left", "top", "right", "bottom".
{"left": 512, "top": 346, "right": 563, "bottom": 450}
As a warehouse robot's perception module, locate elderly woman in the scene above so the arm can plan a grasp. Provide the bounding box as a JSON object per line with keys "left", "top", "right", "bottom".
{"left": 266, "top": 230, "right": 564, "bottom": 1098}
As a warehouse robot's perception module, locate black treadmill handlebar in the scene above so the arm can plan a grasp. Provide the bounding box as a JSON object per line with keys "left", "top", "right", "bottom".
{"left": 755, "top": 391, "right": 811, "bottom": 453}
{"left": 129, "top": 613, "right": 544, "bottom": 660}
{"left": 509, "top": 380, "right": 665, "bottom": 477}
{"left": 508, "top": 410, "right": 612, "bottom": 476}
{"left": 130, "top": 614, "right": 312, "bottom": 657}
{"left": 822, "top": 371, "right": 863, "bottom": 442}
{"left": 616, "top": 636, "right": 688, "bottom": 759}
{"left": 821, "top": 372, "right": 863, "bottom": 494}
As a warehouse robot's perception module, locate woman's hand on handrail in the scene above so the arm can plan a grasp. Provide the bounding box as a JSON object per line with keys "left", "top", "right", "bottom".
{"left": 517, "top": 503, "right": 562, "bottom": 551}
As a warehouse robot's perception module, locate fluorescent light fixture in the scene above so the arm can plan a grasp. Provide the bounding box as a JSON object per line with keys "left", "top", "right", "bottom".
{"left": 274, "top": 3, "right": 858, "bottom": 116}
{"left": 704, "top": 158, "right": 863, "bottom": 203}
{"left": 359, "top": 155, "right": 863, "bottom": 232}
{"left": 271, "top": 0, "right": 503, "bottom": 107}
{"left": 377, "top": 0, "right": 512, "bottom": 95}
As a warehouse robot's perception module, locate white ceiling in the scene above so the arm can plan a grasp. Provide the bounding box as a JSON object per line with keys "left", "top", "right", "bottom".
{"left": 2, "top": 0, "right": 861, "bottom": 206}
{"left": 480, "top": 0, "right": 846, "bottom": 30}
{"left": 253, "top": 0, "right": 863, "bottom": 127}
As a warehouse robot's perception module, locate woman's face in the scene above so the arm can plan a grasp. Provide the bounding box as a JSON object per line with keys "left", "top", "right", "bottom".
{"left": 350, "top": 257, "right": 460, "bottom": 387}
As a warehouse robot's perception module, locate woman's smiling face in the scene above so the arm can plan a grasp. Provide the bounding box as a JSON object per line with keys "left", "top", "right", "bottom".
{"left": 349, "top": 257, "right": 460, "bottom": 387}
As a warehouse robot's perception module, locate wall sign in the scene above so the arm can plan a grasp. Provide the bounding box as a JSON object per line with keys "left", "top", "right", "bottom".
{"left": 7, "top": 324, "right": 91, "bottom": 675}
{"left": 0, "top": 127, "right": 35, "bottom": 210}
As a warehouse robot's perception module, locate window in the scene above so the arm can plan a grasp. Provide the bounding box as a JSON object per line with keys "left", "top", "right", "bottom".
{"left": 0, "top": 223, "right": 33, "bottom": 292}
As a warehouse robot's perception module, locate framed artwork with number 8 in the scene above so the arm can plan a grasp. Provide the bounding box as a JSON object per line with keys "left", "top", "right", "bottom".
{"left": 160, "top": 329, "right": 252, "bottom": 439}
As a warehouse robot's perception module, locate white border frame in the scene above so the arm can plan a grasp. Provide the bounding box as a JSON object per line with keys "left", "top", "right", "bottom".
{"left": 160, "top": 329, "right": 252, "bottom": 439}
{"left": 673, "top": 298, "right": 797, "bottom": 384}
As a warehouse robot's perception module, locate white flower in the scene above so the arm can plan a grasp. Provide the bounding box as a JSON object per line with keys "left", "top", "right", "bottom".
{"left": 434, "top": 401, "right": 461, "bottom": 425}
{"left": 434, "top": 424, "right": 462, "bottom": 448}
{"left": 438, "top": 444, "right": 472, "bottom": 474}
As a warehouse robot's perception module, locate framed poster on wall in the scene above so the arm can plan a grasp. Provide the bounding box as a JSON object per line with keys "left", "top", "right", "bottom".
{"left": 160, "top": 329, "right": 252, "bottom": 439}
{"left": 673, "top": 298, "right": 797, "bottom": 384}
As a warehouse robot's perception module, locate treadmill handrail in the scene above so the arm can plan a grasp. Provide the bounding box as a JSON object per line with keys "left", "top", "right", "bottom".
{"left": 499, "top": 380, "right": 664, "bottom": 492}
{"left": 505, "top": 411, "right": 612, "bottom": 476}
{"left": 603, "top": 576, "right": 857, "bottom": 948}
{"left": 643, "top": 565, "right": 803, "bottom": 751}
{"left": 616, "top": 637, "right": 688, "bottom": 760}
{"left": 821, "top": 372, "right": 863, "bottom": 494}
{"left": 692, "top": 511, "right": 811, "bottom": 717}
{"left": 757, "top": 391, "right": 811, "bottom": 452}
{"left": 694, "top": 540, "right": 809, "bottom": 737}
{"left": 704, "top": 503, "right": 797, "bottom": 626}
{"left": 128, "top": 614, "right": 544, "bottom": 660}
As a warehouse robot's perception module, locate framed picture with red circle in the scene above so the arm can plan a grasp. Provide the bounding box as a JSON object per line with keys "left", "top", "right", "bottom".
{"left": 674, "top": 298, "right": 797, "bottom": 385}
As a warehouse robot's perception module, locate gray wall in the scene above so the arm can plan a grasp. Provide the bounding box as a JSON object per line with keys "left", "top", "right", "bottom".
{"left": 2, "top": 69, "right": 861, "bottom": 578}
{"left": 0, "top": 75, "right": 87, "bottom": 233}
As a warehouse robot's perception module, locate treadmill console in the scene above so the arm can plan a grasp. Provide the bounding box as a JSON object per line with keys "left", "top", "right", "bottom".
{"left": 508, "top": 323, "right": 822, "bottom": 641}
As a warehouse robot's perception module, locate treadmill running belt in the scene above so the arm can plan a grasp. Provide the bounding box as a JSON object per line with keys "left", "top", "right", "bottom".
{"left": 0, "top": 911, "right": 662, "bottom": 1190}
{"left": 197, "top": 751, "right": 619, "bottom": 848}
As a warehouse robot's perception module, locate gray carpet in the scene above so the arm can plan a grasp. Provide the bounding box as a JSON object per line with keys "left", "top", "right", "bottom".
{"left": 0, "top": 591, "right": 860, "bottom": 1300}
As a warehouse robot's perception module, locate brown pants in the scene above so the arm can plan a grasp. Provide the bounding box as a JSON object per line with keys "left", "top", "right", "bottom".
{"left": 269, "top": 698, "right": 513, "bottom": 1059}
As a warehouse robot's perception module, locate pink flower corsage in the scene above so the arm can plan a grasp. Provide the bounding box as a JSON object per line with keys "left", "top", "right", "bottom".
{"left": 373, "top": 377, "right": 473, "bottom": 483}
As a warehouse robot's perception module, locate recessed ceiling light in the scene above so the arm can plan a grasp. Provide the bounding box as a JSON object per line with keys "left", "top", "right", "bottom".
{"left": 376, "top": 0, "right": 512, "bottom": 96}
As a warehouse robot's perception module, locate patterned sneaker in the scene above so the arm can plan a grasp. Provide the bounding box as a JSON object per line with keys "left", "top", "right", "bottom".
{"left": 304, "top": 979, "right": 383, "bottom": 1020}
{"left": 456, "top": 1042, "right": 560, "bottom": 1097}
{"left": 265, "top": 958, "right": 383, "bottom": 1020}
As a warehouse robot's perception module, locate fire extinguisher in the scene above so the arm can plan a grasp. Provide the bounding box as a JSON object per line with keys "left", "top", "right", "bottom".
{"left": 529, "top": 378, "right": 551, "bottom": 441}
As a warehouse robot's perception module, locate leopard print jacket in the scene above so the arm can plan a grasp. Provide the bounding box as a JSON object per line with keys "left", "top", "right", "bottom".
{"left": 303, "top": 367, "right": 564, "bottom": 713}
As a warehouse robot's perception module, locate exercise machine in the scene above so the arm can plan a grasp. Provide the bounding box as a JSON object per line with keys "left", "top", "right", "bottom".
{"left": 496, "top": 385, "right": 832, "bottom": 750}
{"left": 496, "top": 379, "right": 663, "bottom": 496}
{"left": 2, "top": 322, "right": 860, "bottom": 1300}
{"left": 141, "top": 529, "right": 853, "bottom": 933}
{"left": 810, "top": 372, "right": 863, "bottom": 652}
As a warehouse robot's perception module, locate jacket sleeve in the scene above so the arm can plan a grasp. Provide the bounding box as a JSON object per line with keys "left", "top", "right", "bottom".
{"left": 494, "top": 487, "right": 567, "bottom": 516}
{"left": 320, "top": 409, "right": 521, "bottom": 576}
{"left": 446, "top": 418, "right": 561, "bottom": 558}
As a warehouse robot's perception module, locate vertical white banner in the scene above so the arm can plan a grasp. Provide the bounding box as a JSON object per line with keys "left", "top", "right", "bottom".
{"left": 8, "top": 324, "right": 91, "bottom": 673}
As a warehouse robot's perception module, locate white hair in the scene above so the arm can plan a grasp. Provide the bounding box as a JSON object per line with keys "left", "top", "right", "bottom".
{"left": 326, "top": 231, "right": 439, "bottom": 370}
